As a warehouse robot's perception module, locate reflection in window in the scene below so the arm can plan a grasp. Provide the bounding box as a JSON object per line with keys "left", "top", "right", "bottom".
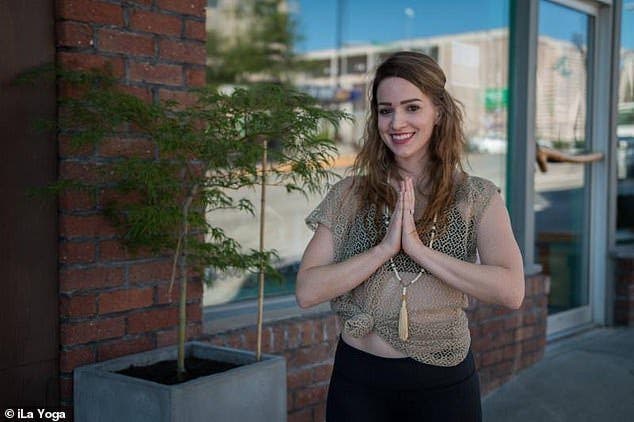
{"left": 617, "top": 1, "right": 634, "bottom": 247}
{"left": 534, "top": 0, "right": 591, "bottom": 315}
{"left": 203, "top": 0, "right": 510, "bottom": 307}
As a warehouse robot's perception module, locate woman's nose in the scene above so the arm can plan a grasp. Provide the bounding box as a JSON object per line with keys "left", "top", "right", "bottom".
{"left": 390, "top": 111, "right": 406, "bottom": 129}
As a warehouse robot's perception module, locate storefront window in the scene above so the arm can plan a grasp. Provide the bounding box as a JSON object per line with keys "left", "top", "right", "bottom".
{"left": 617, "top": 0, "right": 634, "bottom": 247}
{"left": 203, "top": 0, "right": 510, "bottom": 306}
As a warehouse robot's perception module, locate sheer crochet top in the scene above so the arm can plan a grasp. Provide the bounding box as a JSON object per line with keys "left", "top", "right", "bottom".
{"left": 305, "top": 174, "right": 499, "bottom": 367}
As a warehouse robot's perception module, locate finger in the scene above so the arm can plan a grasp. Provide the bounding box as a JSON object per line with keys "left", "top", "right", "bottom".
{"left": 404, "top": 178, "right": 414, "bottom": 215}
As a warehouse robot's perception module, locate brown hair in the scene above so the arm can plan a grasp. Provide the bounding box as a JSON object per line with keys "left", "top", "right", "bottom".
{"left": 352, "top": 51, "right": 467, "bottom": 234}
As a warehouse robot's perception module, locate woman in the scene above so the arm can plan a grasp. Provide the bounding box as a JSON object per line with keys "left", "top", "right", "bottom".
{"left": 296, "top": 51, "right": 524, "bottom": 422}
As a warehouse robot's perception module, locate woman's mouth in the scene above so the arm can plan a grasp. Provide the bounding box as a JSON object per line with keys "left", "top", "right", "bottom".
{"left": 391, "top": 132, "right": 415, "bottom": 144}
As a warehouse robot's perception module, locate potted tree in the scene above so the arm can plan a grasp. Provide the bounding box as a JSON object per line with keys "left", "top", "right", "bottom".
{"left": 47, "top": 68, "right": 346, "bottom": 421}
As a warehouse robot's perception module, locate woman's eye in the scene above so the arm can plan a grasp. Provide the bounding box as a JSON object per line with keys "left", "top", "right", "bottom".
{"left": 379, "top": 108, "right": 392, "bottom": 115}
{"left": 407, "top": 104, "right": 420, "bottom": 112}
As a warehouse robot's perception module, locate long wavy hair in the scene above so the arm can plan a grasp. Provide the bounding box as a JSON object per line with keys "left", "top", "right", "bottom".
{"left": 352, "top": 51, "right": 467, "bottom": 235}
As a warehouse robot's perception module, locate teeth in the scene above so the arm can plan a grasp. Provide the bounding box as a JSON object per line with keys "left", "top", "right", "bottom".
{"left": 392, "top": 133, "right": 414, "bottom": 141}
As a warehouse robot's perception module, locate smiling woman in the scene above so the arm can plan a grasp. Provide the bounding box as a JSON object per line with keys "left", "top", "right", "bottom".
{"left": 296, "top": 51, "right": 524, "bottom": 422}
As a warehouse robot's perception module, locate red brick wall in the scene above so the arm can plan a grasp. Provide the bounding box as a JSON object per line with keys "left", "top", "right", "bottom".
{"left": 468, "top": 273, "right": 549, "bottom": 395}
{"left": 55, "top": 0, "right": 206, "bottom": 407}
{"left": 615, "top": 256, "right": 634, "bottom": 326}
{"left": 201, "top": 273, "right": 549, "bottom": 422}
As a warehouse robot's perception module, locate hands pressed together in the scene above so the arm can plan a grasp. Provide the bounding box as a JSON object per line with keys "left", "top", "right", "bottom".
{"left": 380, "top": 177, "right": 425, "bottom": 258}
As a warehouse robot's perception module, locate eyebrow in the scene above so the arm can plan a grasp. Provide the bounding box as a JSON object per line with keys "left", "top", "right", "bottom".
{"left": 377, "top": 98, "right": 423, "bottom": 106}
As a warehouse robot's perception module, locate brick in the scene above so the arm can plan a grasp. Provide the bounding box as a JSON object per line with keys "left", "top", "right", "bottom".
{"left": 127, "top": 307, "right": 179, "bottom": 333}
{"left": 287, "top": 408, "right": 312, "bottom": 422}
{"left": 287, "top": 368, "right": 312, "bottom": 390}
{"left": 503, "top": 344, "right": 521, "bottom": 360}
{"left": 243, "top": 328, "right": 258, "bottom": 349}
{"left": 57, "top": 21, "right": 93, "bottom": 48}
{"left": 58, "top": 52, "right": 125, "bottom": 78}
{"left": 128, "top": 0, "right": 153, "bottom": 5}
{"left": 523, "top": 311, "right": 538, "bottom": 325}
{"left": 60, "top": 266, "right": 125, "bottom": 292}
{"left": 159, "top": 39, "right": 206, "bottom": 65}
{"left": 61, "top": 317, "right": 126, "bottom": 345}
{"left": 184, "top": 19, "right": 205, "bottom": 40}
{"left": 288, "top": 344, "right": 332, "bottom": 367}
{"left": 59, "top": 161, "right": 105, "bottom": 184}
{"left": 99, "top": 29, "right": 154, "bottom": 57}
{"left": 59, "top": 190, "right": 96, "bottom": 212}
{"left": 300, "top": 320, "right": 315, "bottom": 346}
{"left": 98, "top": 240, "right": 129, "bottom": 261}
{"left": 490, "top": 361, "right": 514, "bottom": 377}
{"left": 515, "top": 325, "right": 536, "bottom": 341}
{"left": 99, "top": 287, "right": 154, "bottom": 314}
{"left": 59, "top": 377, "right": 73, "bottom": 402}
{"left": 60, "top": 214, "right": 118, "bottom": 239}
{"left": 480, "top": 319, "right": 505, "bottom": 336}
{"left": 98, "top": 188, "right": 144, "bottom": 209}
{"left": 129, "top": 62, "right": 183, "bottom": 86}
{"left": 56, "top": 0, "right": 124, "bottom": 25}
{"left": 223, "top": 333, "right": 242, "bottom": 349}
{"left": 60, "top": 240, "right": 96, "bottom": 264}
{"left": 491, "top": 329, "right": 515, "bottom": 347}
{"left": 521, "top": 338, "right": 541, "bottom": 353}
{"left": 503, "top": 314, "right": 522, "bottom": 330}
{"left": 187, "top": 302, "right": 202, "bottom": 321}
{"left": 155, "top": 323, "right": 201, "bottom": 347}
{"left": 314, "top": 404, "right": 326, "bottom": 422}
{"left": 60, "top": 294, "right": 97, "bottom": 318}
{"left": 270, "top": 324, "right": 286, "bottom": 353}
{"left": 129, "top": 261, "right": 173, "bottom": 283}
{"left": 294, "top": 384, "right": 328, "bottom": 408}
{"left": 156, "top": 279, "right": 203, "bottom": 304}
{"left": 60, "top": 346, "right": 96, "bottom": 372}
{"left": 156, "top": 0, "right": 205, "bottom": 16}
{"left": 285, "top": 324, "right": 301, "bottom": 349}
{"left": 158, "top": 89, "right": 197, "bottom": 108}
{"left": 98, "top": 137, "right": 155, "bottom": 158}
{"left": 322, "top": 316, "right": 339, "bottom": 342}
{"left": 481, "top": 348, "right": 505, "bottom": 367}
{"left": 116, "top": 84, "right": 153, "bottom": 103}
{"left": 186, "top": 67, "right": 206, "bottom": 86}
{"left": 312, "top": 363, "right": 333, "bottom": 383}
{"left": 58, "top": 134, "right": 94, "bottom": 157}
{"left": 98, "top": 335, "right": 155, "bottom": 361}
{"left": 130, "top": 10, "right": 182, "bottom": 36}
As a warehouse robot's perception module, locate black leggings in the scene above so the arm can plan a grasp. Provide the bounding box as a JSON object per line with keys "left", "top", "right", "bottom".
{"left": 326, "top": 338, "right": 482, "bottom": 422}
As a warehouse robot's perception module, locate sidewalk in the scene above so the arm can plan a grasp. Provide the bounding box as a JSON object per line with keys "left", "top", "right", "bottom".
{"left": 482, "top": 327, "right": 634, "bottom": 422}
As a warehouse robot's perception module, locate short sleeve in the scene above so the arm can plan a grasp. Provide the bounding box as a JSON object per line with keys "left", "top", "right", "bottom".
{"left": 469, "top": 176, "right": 500, "bottom": 231}
{"left": 305, "top": 176, "right": 354, "bottom": 232}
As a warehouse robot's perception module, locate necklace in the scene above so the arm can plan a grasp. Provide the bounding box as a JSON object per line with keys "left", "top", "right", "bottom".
{"left": 382, "top": 205, "right": 437, "bottom": 341}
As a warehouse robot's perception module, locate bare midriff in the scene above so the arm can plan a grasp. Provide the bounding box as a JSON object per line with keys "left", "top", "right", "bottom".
{"left": 340, "top": 323, "right": 408, "bottom": 358}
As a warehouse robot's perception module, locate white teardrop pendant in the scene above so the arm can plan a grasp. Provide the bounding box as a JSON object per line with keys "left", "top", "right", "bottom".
{"left": 398, "top": 288, "right": 409, "bottom": 341}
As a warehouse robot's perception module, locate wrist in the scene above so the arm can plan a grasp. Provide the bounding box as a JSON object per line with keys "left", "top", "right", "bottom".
{"left": 374, "top": 242, "right": 397, "bottom": 261}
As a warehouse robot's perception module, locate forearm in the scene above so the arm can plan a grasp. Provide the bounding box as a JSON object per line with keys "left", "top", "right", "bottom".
{"left": 296, "top": 245, "right": 392, "bottom": 308}
{"left": 408, "top": 245, "right": 525, "bottom": 309}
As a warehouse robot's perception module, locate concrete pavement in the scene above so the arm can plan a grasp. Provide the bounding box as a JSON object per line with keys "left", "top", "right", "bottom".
{"left": 482, "top": 327, "right": 634, "bottom": 422}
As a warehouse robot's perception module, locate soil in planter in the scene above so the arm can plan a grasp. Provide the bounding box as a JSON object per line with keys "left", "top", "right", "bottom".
{"left": 117, "top": 357, "right": 240, "bottom": 385}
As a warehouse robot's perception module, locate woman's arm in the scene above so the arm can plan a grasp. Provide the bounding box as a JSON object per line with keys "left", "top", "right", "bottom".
{"left": 402, "top": 178, "right": 525, "bottom": 309}
{"left": 296, "top": 184, "right": 406, "bottom": 308}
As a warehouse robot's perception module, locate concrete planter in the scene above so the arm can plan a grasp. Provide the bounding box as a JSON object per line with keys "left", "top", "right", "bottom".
{"left": 74, "top": 342, "right": 287, "bottom": 422}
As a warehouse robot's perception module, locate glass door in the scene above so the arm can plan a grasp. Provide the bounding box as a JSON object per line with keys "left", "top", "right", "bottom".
{"left": 534, "top": 0, "right": 602, "bottom": 335}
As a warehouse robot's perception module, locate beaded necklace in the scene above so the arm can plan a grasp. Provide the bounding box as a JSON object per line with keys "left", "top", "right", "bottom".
{"left": 382, "top": 205, "right": 437, "bottom": 341}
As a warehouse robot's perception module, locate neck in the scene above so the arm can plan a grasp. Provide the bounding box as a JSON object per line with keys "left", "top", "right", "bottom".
{"left": 394, "top": 156, "right": 431, "bottom": 184}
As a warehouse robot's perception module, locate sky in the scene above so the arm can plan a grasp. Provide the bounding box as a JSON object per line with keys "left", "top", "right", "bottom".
{"left": 292, "top": 0, "right": 634, "bottom": 53}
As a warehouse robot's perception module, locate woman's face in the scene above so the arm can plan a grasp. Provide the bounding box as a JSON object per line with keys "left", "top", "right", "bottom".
{"left": 376, "top": 77, "right": 438, "bottom": 165}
